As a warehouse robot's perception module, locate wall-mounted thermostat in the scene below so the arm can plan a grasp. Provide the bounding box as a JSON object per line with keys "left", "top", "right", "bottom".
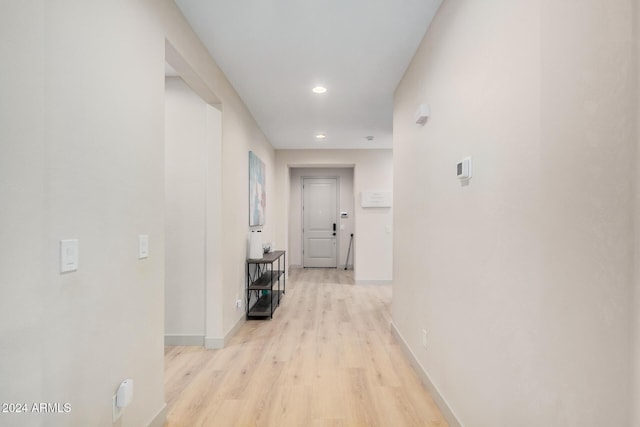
{"left": 456, "top": 157, "right": 472, "bottom": 180}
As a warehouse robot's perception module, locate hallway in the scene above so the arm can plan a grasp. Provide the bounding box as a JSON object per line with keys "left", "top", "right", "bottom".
{"left": 164, "top": 269, "right": 447, "bottom": 426}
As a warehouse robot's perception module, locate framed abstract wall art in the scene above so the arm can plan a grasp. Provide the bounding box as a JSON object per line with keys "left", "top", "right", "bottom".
{"left": 249, "top": 151, "right": 266, "bottom": 226}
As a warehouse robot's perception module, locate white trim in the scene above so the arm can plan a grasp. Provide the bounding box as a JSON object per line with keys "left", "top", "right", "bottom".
{"left": 355, "top": 279, "right": 392, "bottom": 285}
{"left": 205, "top": 315, "right": 245, "bottom": 349}
{"left": 390, "top": 322, "right": 463, "bottom": 427}
{"left": 204, "top": 337, "right": 224, "bottom": 349}
{"left": 164, "top": 335, "right": 204, "bottom": 346}
{"left": 146, "top": 403, "right": 167, "bottom": 427}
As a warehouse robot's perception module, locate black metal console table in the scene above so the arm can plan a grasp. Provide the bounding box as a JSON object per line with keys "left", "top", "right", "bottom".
{"left": 246, "top": 250, "right": 286, "bottom": 319}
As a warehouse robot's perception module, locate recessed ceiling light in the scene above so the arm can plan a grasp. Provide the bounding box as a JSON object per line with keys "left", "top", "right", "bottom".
{"left": 315, "top": 133, "right": 326, "bottom": 140}
{"left": 365, "top": 136, "right": 375, "bottom": 141}
{"left": 312, "top": 86, "right": 327, "bottom": 94}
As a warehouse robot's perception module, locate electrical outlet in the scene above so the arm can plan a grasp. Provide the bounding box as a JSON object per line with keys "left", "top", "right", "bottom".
{"left": 422, "top": 329, "right": 428, "bottom": 349}
{"left": 236, "top": 299, "right": 242, "bottom": 310}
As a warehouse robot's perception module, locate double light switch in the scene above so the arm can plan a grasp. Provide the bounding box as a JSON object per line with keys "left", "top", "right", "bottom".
{"left": 60, "top": 234, "right": 149, "bottom": 275}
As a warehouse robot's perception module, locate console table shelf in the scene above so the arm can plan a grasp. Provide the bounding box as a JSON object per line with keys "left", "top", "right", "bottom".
{"left": 246, "top": 250, "right": 286, "bottom": 319}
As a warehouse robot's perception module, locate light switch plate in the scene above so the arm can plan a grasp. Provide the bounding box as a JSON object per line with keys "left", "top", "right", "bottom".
{"left": 139, "top": 235, "right": 149, "bottom": 259}
{"left": 60, "top": 239, "right": 79, "bottom": 273}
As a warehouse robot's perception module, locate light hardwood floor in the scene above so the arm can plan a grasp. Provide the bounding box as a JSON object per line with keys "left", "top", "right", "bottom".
{"left": 164, "top": 268, "right": 448, "bottom": 427}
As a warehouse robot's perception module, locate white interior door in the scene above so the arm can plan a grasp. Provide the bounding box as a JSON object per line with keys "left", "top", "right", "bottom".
{"left": 303, "top": 178, "right": 337, "bottom": 268}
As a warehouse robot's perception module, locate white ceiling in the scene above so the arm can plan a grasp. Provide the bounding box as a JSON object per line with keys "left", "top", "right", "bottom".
{"left": 174, "top": 0, "right": 442, "bottom": 149}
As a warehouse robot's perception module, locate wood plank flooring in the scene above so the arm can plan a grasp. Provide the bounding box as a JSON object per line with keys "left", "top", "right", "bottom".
{"left": 164, "top": 268, "right": 448, "bottom": 427}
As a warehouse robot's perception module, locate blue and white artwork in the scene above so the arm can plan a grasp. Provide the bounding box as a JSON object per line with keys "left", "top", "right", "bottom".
{"left": 249, "top": 151, "right": 266, "bottom": 226}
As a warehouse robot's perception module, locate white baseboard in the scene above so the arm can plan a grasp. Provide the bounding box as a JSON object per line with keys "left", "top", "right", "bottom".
{"left": 146, "top": 403, "right": 167, "bottom": 427}
{"left": 205, "top": 316, "right": 245, "bottom": 349}
{"left": 390, "top": 321, "right": 463, "bottom": 427}
{"left": 226, "top": 315, "right": 245, "bottom": 343}
{"left": 355, "top": 279, "right": 392, "bottom": 285}
{"left": 291, "top": 265, "right": 353, "bottom": 270}
{"left": 204, "top": 336, "right": 224, "bottom": 349}
{"left": 166, "top": 317, "right": 245, "bottom": 350}
{"left": 164, "top": 335, "right": 204, "bottom": 346}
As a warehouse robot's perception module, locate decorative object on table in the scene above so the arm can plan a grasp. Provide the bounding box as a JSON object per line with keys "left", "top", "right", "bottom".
{"left": 262, "top": 242, "right": 272, "bottom": 254}
{"left": 249, "top": 230, "right": 263, "bottom": 259}
{"left": 249, "top": 151, "right": 266, "bottom": 226}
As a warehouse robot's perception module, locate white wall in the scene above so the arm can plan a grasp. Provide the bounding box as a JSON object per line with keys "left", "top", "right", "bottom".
{"left": 0, "top": 1, "right": 274, "bottom": 425}
{"left": 1, "top": 2, "right": 166, "bottom": 426}
{"left": 289, "top": 168, "right": 355, "bottom": 268}
{"left": 0, "top": 1, "right": 48, "bottom": 424}
{"left": 164, "top": 77, "right": 222, "bottom": 344}
{"left": 393, "top": 1, "right": 635, "bottom": 426}
{"left": 160, "top": 1, "right": 276, "bottom": 342}
{"left": 204, "top": 104, "right": 224, "bottom": 349}
{"left": 275, "top": 150, "right": 392, "bottom": 283}
{"left": 635, "top": 1, "right": 640, "bottom": 423}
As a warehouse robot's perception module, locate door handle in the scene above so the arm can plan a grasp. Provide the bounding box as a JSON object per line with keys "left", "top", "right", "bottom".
{"left": 333, "top": 223, "right": 336, "bottom": 236}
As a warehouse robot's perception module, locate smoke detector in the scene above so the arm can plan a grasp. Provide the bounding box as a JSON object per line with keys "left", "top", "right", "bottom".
{"left": 365, "top": 136, "right": 374, "bottom": 141}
